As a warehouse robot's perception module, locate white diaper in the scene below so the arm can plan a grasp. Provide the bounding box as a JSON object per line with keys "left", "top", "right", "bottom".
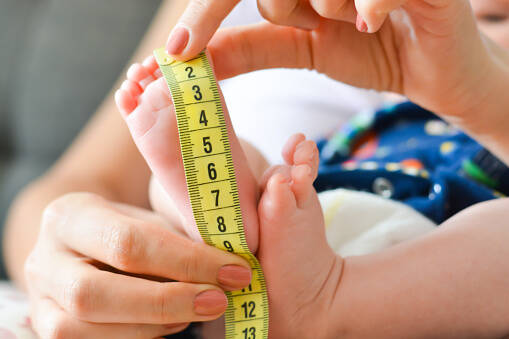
{"left": 319, "top": 188, "right": 436, "bottom": 256}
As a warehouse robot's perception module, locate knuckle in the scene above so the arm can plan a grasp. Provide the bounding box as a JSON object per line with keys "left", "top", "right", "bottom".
{"left": 64, "top": 275, "right": 93, "bottom": 319}
{"left": 41, "top": 192, "right": 100, "bottom": 232}
{"left": 180, "top": 241, "right": 202, "bottom": 282}
{"left": 153, "top": 286, "right": 175, "bottom": 323}
{"left": 106, "top": 223, "right": 143, "bottom": 271}
{"left": 311, "top": 0, "right": 339, "bottom": 18}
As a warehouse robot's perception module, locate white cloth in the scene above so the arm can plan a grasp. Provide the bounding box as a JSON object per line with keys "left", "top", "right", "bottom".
{"left": 319, "top": 189, "right": 436, "bottom": 256}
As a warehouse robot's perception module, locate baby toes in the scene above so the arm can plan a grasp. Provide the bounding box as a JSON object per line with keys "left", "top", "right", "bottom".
{"left": 293, "top": 139, "right": 319, "bottom": 180}
{"left": 282, "top": 133, "right": 306, "bottom": 165}
{"left": 124, "top": 78, "right": 173, "bottom": 139}
{"left": 115, "top": 88, "right": 138, "bottom": 117}
{"left": 141, "top": 55, "right": 162, "bottom": 79}
{"left": 290, "top": 164, "right": 315, "bottom": 208}
{"left": 259, "top": 170, "right": 297, "bottom": 223}
{"left": 127, "top": 63, "right": 157, "bottom": 90}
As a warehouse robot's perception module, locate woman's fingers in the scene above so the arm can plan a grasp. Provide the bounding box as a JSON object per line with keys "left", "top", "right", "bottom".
{"left": 209, "top": 22, "right": 314, "bottom": 81}
{"left": 30, "top": 297, "right": 190, "bottom": 339}
{"left": 355, "top": 0, "right": 407, "bottom": 32}
{"left": 308, "top": 0, "right": 357, "bottom": 22}
{"left": 256, "top": 0, "right": 356, "bottom": 25}
{"left": 166, "top": 0, "right": 241, "bottom": 59}
{"left": 256, "top": 0, "right": 321, "bottom": 29}
{"left": 43, "top": 193, "right": 252, "bottom": 291}
{"left": 166, "top": 0, "right": 410, "bottom": 62}
{"left": 28, "top": 255, "right": 227, "bottom": 324}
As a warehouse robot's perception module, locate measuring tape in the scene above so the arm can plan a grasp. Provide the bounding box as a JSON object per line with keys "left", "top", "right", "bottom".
{"left": 154, "top": 48, "right": 269, "bottom": 339}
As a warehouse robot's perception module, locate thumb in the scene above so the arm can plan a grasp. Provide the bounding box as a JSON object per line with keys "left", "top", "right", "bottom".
{"left": 208, "top": 22, "right": 314, "bottom": 80}
{"left": 166, "top": 0, "right": 240, "bottom": 60}
{"left": 354, "top": 0, "right": 406, "bottom": 33}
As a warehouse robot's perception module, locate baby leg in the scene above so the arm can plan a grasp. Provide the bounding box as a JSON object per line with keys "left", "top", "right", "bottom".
{"left": 258, "top": 134, "right": 343, "bottom": 339}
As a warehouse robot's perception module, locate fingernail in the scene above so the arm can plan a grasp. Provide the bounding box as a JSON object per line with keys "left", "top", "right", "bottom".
{"left": 356, "top": 14, "right": 368, "bottom": 33}
{"left": 194, "top": 290, "right": 228, "bottom": 315}
{"left": 217, "top": 265, "right": 252, "bottom": 290}
{"left": 166, "top": 26, "right": 189, "bottom": 55}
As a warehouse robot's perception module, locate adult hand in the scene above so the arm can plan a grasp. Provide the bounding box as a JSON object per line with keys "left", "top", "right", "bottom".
{"left": 25, "top": 192, "right": 252, "bottom": 338}
{"left": 165, "top": 0, "right": 375, "bottom": 58}
{"left": 167, "top": 0, "right": 509, "bottom": 122}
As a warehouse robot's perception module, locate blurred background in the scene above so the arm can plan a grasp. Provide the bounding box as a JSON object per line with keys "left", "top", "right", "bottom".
{"left": 0, "top": 0, "right": 163, "bottom": 278}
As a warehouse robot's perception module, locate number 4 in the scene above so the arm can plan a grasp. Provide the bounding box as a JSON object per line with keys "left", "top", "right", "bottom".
{"left": 199, "top": 110, "right": 208, "bottom": 126}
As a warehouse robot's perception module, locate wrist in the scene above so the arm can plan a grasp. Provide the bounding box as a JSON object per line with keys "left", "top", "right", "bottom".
{"left": 447, "top": 58, "right": 509, "bottom": 164}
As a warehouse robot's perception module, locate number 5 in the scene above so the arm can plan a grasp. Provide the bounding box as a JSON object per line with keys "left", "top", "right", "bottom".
{"left": 203, "top": 136, "right": 212, "bottom": 153}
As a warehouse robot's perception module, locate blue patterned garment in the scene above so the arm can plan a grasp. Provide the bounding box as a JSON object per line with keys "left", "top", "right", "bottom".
{"left": 315, "top": 101, "right": 508, "bottom": 224}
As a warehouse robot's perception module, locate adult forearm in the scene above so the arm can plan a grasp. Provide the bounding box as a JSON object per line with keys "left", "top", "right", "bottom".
{"left": 330, "top": 198, "right": 509, "bottom": 338}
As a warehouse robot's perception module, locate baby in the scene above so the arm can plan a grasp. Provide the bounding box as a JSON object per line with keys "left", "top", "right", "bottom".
{"left": 115, "top": 0, "right": 509, "bottom": 337}
{"left": 116, "top": 55, "right": 344, "bottom": 338}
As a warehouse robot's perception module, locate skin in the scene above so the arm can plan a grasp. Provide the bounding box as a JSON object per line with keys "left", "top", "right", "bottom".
{"left": 472, "top": 0, "right": 509, "bottom": 49}
{"left": 170, "top": 0, "right": 509, "bottom": 164}
{"left": 130, "top": 0, "right": 509, "bottom": 337}
{"left": 5, "top": 1, "right": 251, "bottom": 338}
{"left": 3, "top": 0, "right": 509, "bottom": 337}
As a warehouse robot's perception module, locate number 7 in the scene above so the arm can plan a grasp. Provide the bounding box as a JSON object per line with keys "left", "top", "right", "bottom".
{"left": 211, "top": 189, "right": 220, "bottom": 207}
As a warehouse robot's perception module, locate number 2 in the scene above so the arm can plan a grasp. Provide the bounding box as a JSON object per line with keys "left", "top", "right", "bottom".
{"left": 185, "top": 66, "right": 195, "bottom": 79}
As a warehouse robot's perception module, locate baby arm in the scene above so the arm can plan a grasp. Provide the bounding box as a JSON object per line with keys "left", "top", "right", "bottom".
{"left": 328, "top": 198, "right": 509, "bottom": 338}
{"left": 256, "top": 135, "right": 509, "bottom": 339}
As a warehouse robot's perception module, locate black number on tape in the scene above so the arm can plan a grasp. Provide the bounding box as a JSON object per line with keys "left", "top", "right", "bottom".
{"left": 192, "top": 85, "right": 202, "bottom": 101}
{"left": 208, "top": 163, "right": 217, "bottom": 180}
{"left": 217, "top": 216, "right": 226, "bottom": 232}
{"left": 241, "top": 301, "right": 256, "bottom": 318}
{"left": 203, "top": 136, "right": 212, "bottom": 153}
{"left": 224, "top": 240, "right": 234, "bottom": 252}
{"left": 242, "top": 327, "right": 256, "bottom": 339}
{"left": 185, "top": 66, "right": 195, "bottom": 79}
{"left": 199, "top": 110, "right": 208, "bottom": 126}
{"left": 242, "top": 284, "right": 253, "bottom": 293}
{"left": 211, "top": 189, "right": 220, "bottom": 206}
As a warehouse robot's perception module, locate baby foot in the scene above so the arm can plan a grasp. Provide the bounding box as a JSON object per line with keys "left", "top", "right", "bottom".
{"left": 258, "top": 134, "right": 344, "bottom": 339}
{"left": 115, "top": 55, "right": 260, "bottom": 252}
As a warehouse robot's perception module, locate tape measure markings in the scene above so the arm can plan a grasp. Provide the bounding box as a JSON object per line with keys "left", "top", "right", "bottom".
{"left": 154, "top": 48, "right": 269, "bottom": 339}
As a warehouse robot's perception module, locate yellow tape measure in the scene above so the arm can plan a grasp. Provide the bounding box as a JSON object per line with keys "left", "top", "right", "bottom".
{"left": 154, "top": 48, "right": 269, "bottom": 339}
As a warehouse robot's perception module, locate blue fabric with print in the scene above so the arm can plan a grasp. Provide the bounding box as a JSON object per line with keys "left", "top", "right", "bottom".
{"left": 314, "top": 101, "right": 508, "bottom": 224}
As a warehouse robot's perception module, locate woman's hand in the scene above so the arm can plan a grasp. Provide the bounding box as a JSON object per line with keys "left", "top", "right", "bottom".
{"left": 24, "top": 192, "right": 252, "bottom": 338}
{"left": 167, "top": 0, "right": 509, "bottom": 163}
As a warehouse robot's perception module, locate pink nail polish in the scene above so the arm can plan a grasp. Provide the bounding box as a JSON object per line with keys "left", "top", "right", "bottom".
{"left": 194, "top": 290, "right": 228, "bottom": 315}
{"left": 356, "top": 14, "right": 368, "bottom": 33}
{"left": 166, "top": 26, "right": 190, "bottom": 55}
{"left": 217, "top": 265, "right": 252, "bottom": 290}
